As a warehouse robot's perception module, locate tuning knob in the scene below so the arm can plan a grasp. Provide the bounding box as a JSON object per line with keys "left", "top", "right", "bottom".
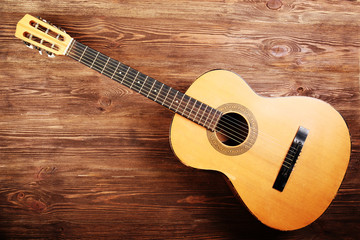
{"left": 58, "top": 27, "right": 66, "bottom": 33}
{"left": 36, "top": 16, "right": 61, "bottom": 30}
{"left": 46, "top": 51, "right": 55, "bottom": 58}
{"left": 33, "top": 45, "right": 43, "bottom": 55}
{"left": 23, "top": 41, "right": 34, "bottom": 49}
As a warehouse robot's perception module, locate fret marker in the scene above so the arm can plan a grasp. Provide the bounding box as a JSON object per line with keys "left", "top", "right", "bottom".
{"left": 119, "top": 71, "right": 122, "bottom": 75}
{"left": 175, "top": 100, "right": 179, "bottom": 103}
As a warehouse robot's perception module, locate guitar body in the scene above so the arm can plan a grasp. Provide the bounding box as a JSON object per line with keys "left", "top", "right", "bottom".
{"left": 170, "top": 70, "right": 351, "bottom": 230}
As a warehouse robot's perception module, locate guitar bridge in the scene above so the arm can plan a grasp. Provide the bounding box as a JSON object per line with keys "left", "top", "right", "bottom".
{"left": 273, "top": 126, "right": 309, "bottom": 192}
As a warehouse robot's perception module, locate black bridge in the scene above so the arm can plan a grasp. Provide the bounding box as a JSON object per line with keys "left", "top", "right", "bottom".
{"left": 273, "top": 126, "right": 309, "bottom": 192}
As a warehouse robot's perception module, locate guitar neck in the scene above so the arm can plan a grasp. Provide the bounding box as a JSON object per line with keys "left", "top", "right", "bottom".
{"left": 66, "top": 40, "right": 221, "bottom": 131}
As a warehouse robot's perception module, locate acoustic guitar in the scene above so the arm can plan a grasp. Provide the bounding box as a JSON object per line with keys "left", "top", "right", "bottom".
{"left": 15, "top": 14, "right": 351, "bottom": 231}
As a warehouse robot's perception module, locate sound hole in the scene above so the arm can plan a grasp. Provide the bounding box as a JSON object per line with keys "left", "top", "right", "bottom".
{"left": 215, "top": 112, "right": 249, "bottom": 146}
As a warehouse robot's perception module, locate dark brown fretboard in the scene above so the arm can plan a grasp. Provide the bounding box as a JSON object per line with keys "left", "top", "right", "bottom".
{"left": 66, "top": 40, "right": 222, "bottom": 131}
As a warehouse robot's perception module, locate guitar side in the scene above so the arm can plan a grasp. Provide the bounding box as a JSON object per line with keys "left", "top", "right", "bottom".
{"left": 169, "top": 70, "right": 351, "bottom": 230}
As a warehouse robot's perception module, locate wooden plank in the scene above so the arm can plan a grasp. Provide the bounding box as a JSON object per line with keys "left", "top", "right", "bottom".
{"left": 0, "top": 0, "right": 359, "bottom": 239}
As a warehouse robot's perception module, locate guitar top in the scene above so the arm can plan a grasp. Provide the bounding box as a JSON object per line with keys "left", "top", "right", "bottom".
{"left": 15, "top": 14, "right": 351, "bottom": 231}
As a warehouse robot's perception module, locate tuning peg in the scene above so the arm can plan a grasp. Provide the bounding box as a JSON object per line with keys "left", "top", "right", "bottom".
{"left": 58, "top": 27, "right": 66, "bottom": 33}
{"left": 23, "top": 41, "right": 34, "bottom": 49}
{"left": 36, "top": 16, "right": 59, "bottom": 28}
{"left": 35, "top": 16, "right": 65, "bottom": 34}
{"left": 46, "top": 51, "right": 55, "bottom": 58}
{"left": 33, "top": 45, "right": 43, "bottom": 55}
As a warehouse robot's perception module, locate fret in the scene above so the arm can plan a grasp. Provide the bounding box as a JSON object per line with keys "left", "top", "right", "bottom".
{"left": 130, "top": 71, "right": 140, "bottom": 89}
{"left": 101, "top": 56, "right": 110, "bottom": 74}
{"left": 187, "top": 99, "right": 197, "bottom": 119}
{"left": 211, "top": 110, "right": 222, "bottom": 131}
{"left": 194, "top": 101, "right": 202, "bottom": 121}
{"left": 181, "top": 96, "right": 191, "bottom": 115}
{"left": 116, "top": 64, "right": 128, "bottom": 82}
{"left": 150, "top": 81, "right": 162, "bottom": 101}
{"left": 78, "top": 46, "right": 88, "bottom": 62}
{"left": 107, "top": 59, "right": 122, "bottom": 79}
{"left": 124, "top": 68, "right": 137, "bottom": 87}
{"left": 90, "top": 52, "right": 99, "bottom": 69}
{"left": 204, "top": 108, "right": 213, "bottom": 129}
{"left": 95, "top": 54, "right": 106, "bottom": 73}
{"left": 169, "top": 90, "right": 179, "bottom": 111}
{"left": 199, "top": 105, "right": 208, "bottom": 126}
{"left": 111, "top": 61, "right": 120, "bottom": 79}
{"left": 65, "top": 39, "right": 76, "bottom": 56}
{"left": 162, "top": 86, "right": 171, "bottom": 106}
{"left": 136, "top": 73, "right": 147, "bottom": 90}
{"left": 208, "top": 110, "right": 217, "bottom": 131}
{"left": 193, "top": 102, "right": 203, "bottom": 123}
{"left": 121, "top": 66, "right": 130, "bottom": 84}
{"left": 175, "top": 93, "right": 185, "bottom": 113}
{"left": 131, "top": 72, "right": 144, "bottom": 92}
{"left": 139, "top": 76, "right": 148, "bottom": 94}
{"left": 147, "top": 79, "right": 156, "bottom": 98}
{"left": 68, "top": 41, "right": 222, "bottom": 131}
{"left": 154, "top": 83, "right": 164, "bottom": 102}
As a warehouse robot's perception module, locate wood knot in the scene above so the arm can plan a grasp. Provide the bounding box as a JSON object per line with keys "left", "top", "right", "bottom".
{"left": 270, "top": 45, "right": 291, "bottom": 57}
{"left": 262, "top": 38, "right": 301, "bottom": 58}
{"left": 266, "top": 0, "right": 283, "bottom": 10}
{"left": 97, "top": 97, "right": 112, "bottom": 112}
{"left": 292, "top": 86, "right": 318, "bottom": 98}
{"left": 29, "top": 198, "right": 47, "bottom": 212}
{"left": 99, "top": 97, "right": 112, "bottom": 107}
{"left": 37, "top": 166, "right": 56, "bottom": 180}
{"left": 17, "top": 191, "right": 25, "bottom": 200}
{"left": 9, "top": 190, "right": 48, "bottom": 213}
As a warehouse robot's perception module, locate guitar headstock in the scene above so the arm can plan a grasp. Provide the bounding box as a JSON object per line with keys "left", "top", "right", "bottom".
{"left": 15, "top": 14, "right": 73, "bottom": 57}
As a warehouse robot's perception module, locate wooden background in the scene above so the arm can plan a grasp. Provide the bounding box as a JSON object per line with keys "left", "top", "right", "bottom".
{"left": 1, "top": 0, "right": 359, "bottom": 239}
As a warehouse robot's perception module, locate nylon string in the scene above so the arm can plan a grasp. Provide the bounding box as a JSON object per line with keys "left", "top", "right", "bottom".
{"left": 67, "top": 41, "right": 300, "bottom": 162}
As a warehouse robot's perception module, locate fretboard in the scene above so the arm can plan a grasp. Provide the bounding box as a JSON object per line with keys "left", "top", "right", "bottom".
{"left": 66, "top": 40, "right": 222, "bottom": 131}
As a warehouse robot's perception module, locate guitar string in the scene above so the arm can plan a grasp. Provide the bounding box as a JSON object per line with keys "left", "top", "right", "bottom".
{"left": 67, "top": 47, "right": 300, "bottom": 165}
{"left": 67, "top": 44, "right": 238, "bottom": 133}
{"left": 67, "top": 44, "right": 261, "bottom": 147}
{"left": 28, "top": 22, "right": 294, "bottom": 157}
{"left": 67, "top": 42, "right": 300, "bottom": 161}
{"left": 67, "top": 42, "right": 300, "bottom": 160}
{"left": 24, "top": 18, "right": 300, "bottom": 167}
{"left": 68, "top": 48, "right": 253, "bottom": 146}
{"left": 65, "top": 49, "right": 273, "bottom": 155}
{"left": 68, "top": 42, "right": 263, "bottom": 141}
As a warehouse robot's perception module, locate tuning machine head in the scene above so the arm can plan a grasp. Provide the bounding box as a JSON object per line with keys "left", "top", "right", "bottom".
{"left": 35, "top": 16, "right": 66, "bottom": 33}
{"left": 46, "top": 51, "right": 55, "bottom": 58}
{"left": 16, "top": 14, "right": 73, "bottom": 56}
{"left": 23, "top": 40, "right": 34, "bottom": 49}
{"left": 23, "top": 40, "right": 55, "bottom": 57}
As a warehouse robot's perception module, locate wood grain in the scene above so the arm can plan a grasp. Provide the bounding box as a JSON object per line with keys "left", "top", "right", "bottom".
{"left": 1, "top": 0, "right": 360, "bottom": 239}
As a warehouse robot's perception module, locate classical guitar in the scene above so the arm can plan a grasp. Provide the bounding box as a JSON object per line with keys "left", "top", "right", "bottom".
{"left": 15, "top": 14, "right": 351, "bottom": 231}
